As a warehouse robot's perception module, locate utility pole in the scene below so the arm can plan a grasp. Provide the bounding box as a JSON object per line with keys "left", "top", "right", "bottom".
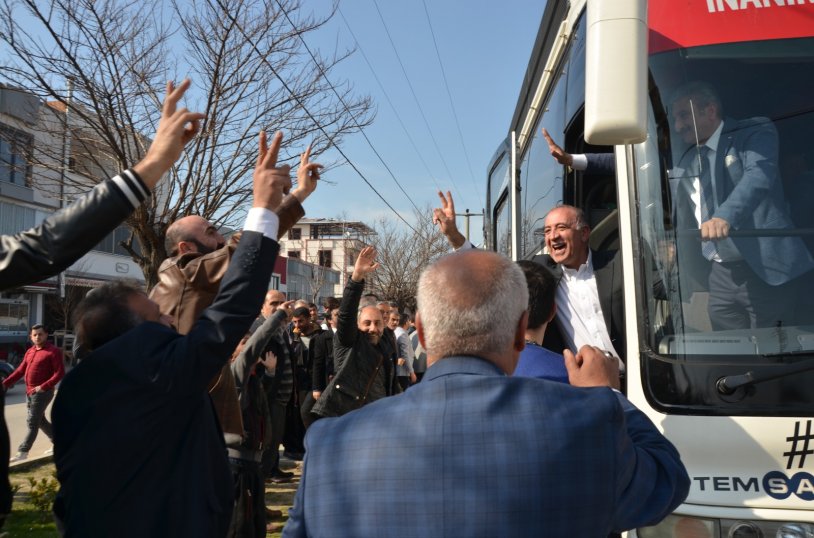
{"left": 456, "top": 208, "right": 484, "bottom": 242}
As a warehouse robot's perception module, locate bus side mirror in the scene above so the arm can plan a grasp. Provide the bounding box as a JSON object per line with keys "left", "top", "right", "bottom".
{"left": 585, "top": 0, "right": 648, "bottom": 145}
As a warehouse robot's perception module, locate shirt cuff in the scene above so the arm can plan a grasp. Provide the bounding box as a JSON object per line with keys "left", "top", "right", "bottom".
{"left": 454, "top": 239, "right": 475, "bottom": 251}
{"left": 571, "top": 154, "right": 588, "bottom": 171}
{"left": 244, "top": 207, "right": 280, "bottom": 239}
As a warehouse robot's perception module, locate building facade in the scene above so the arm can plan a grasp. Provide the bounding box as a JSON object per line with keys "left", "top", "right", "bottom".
{"left": 0, "top": 85, "right": 144, "bottom": 363}
{"left": 276, "top": 218, "right": 376, "bottom": 299}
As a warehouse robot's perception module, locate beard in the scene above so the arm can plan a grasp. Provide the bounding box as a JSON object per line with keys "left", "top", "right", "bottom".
{"left": 188, "top": 238, "right": 224, "bottom": 256}
{"left": 365, "top": 332, "right": 381, "bottom": 345}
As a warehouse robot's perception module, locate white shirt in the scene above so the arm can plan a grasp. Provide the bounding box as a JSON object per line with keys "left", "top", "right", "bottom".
{"left": 686, "top": 122, "right": 740, "bottom": 262}
{"left": 554, "top": 251, "right": 620, "bottom": 360}
{"left": 244, "top": 207, "right": 279, "bottom": 240}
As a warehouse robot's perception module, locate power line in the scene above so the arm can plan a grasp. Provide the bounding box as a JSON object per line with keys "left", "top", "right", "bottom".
{"left": 337, "top": 7, "right": 444, "bottom": 195}
{"left": 212, "top": 0, "right": 420, "bottom": 235}
{"left": 420, "top": 0, "right": 484, "bottom": 210}
{"left": 370, "top": 0, "right": 474, "bottom": 210}
{"left": 273, "top": 0, "right": 424, "bottom": 217}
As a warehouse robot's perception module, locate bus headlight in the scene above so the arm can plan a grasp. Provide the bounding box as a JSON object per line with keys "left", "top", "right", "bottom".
{"left": 637, "top": 517, "right": 814, "bottom": 538}
{"left": 637, "top": 514, "right": 718, "bottom": 537}
{"left": 776, "top": 523, "right": 814, "bottom": 538}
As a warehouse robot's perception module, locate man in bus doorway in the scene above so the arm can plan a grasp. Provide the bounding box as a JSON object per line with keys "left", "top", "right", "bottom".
{"left": 543, "top": 81, "right": 814, "bottom": 331}
{"left": 433, "top": 193, "right": 625, "bottom": 367}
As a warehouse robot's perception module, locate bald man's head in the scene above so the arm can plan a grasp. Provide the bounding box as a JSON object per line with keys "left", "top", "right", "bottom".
{"left": 165, "top": 215, "right": 225, "bottom": 258}
{"left": 417, "top": 250, "right": 528, "bottom": 373}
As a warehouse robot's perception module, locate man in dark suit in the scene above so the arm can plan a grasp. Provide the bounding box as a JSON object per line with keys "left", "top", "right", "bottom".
{"left": 435, "top": 192, "right": 624, "bottom": 363}
{"left": 51, "top": 130, "right": 292, "bottom": 537}
{"left": 283, "top": 249, "right": 689, "bottom": 537}
{"left": 668, "top": 81, "right": 814, "bottom": 329}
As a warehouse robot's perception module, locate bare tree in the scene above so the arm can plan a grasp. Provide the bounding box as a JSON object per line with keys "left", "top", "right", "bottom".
{"left": 365, "top": 208, "right": 450, "bottom": 313}
{"left": 0, "top": 0, "right": 373, "bottom": 288}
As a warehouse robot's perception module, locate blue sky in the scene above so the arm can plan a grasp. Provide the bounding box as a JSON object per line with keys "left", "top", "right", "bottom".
{"left": 301, "top": 0, "right": 546, "bottom": 243}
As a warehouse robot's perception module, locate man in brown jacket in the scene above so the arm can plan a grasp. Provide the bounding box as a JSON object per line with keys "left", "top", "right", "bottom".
{"left": 150, "top": 144, "right": 322, "bottom": 443}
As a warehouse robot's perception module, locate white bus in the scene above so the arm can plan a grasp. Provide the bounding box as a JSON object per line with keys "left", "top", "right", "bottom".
{"left": 486, "top": 0, "right": 814, "bottom": 535}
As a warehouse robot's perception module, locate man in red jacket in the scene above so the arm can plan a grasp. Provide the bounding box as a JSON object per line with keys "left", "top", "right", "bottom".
{"left": 3, "top": 324, "right": 65, "bottom": 461}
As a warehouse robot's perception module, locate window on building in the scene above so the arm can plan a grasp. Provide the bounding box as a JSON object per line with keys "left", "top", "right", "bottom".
{"left": 0, "top": 124, "right": 33, "bottom": 186}
{"left": 288, "top": 228, "right": 302, "bottom": 240}
{"left": 0, "top": 201, "right": 35, "bottom": 236}
{"left": 288, "top": 251, "right": 301, "bottom": 259}
{"left": 318, "top": 250, "right": 332, "bottom": 268}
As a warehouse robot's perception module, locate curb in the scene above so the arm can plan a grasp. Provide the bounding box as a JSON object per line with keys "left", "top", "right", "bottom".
{"left": 9, "top": 455, "right": 53, "bottom": 473}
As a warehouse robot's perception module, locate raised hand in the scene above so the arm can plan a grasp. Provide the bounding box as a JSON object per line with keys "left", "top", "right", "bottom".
{"left": 433, "top": 191, "right": 466, "bottom": 249}
{"left": 253, "top": 131, "right": 292, "bottom": 211}
{"left": 278, "top": 300, "right": 296, "bottom": 319}
{"left": 258, "top": 350, "right": 278, "bottom": 371}
{"left": 134, "top": 79, "right": 206, "bottom": 189}
{"left": 352, "top": 246, "right": 380, "bottom": 282}
{"left": 542, "top": 128, "right": 573, "bottom": 167}
{"left": 292, "top": 143, "right": 324, "bottom": 204}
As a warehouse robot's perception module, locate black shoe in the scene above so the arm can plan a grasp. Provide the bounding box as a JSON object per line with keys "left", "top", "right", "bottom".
{"left": 282, "top": 450, "right": 304, "bottom": 461}
{"left": 273, "top": 468, "right": 294, "bottom": 478}
{"left": 266, "top": 468, "right": 293, "bottom": 484}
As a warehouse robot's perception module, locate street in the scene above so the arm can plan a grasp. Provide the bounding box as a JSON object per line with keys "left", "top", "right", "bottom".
{"left": 5, "top": 382, "right": 56, "bottom": 467}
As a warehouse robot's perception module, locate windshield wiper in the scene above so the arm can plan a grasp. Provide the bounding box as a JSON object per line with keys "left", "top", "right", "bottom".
{"left": 716, "top": 357, "right": 814, "bottom": 394}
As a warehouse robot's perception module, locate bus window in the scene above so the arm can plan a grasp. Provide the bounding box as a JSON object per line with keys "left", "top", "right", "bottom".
{"left": 493, "top": 192, "right": 511, "bottom": 258}
{"left": 634, "top": 35, "right": 814, "bottom": 415}
{"left": 520, "top": 71, "right": 566, "bottom": 258}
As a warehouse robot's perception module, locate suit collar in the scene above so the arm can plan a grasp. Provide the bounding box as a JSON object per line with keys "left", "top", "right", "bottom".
{"left": 423, "top": 356, "right": 506, "bottom": 382}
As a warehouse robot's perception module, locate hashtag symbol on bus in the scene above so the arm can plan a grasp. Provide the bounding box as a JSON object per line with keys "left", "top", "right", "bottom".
{"left": 784, "top": 420, "right": 814, "bottom": 470}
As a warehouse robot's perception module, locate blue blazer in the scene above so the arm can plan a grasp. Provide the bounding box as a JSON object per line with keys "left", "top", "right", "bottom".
{"left": 284, "top": 356, "right": 689, "bottom": 537}
{"left": 52, "top": 231, "right": 279, "bottom": 538}
{"left": 672, "top": 118, "right": 813, "bottom": 285}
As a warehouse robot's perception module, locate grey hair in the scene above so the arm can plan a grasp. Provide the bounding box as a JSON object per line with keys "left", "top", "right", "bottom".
{"left": 417, "top": 252, "right": 528, "bottom": 359}
{"left": 671, "top": 81, "right": 722, "bottom": 115}
{"left": 548, "top": 204, "right": 589, "bottom": 230}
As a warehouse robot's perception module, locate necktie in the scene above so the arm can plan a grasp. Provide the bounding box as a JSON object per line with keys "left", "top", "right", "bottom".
{"left": 695, "top": 145, "right": 718, "bottom": 260}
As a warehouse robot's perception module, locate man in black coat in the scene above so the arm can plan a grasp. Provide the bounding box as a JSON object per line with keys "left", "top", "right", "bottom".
{"left": 51, "top": 129, "right": 292, "bottom": 537}
{"left": 0, "top": 80, "right": 203, "bottom": 530}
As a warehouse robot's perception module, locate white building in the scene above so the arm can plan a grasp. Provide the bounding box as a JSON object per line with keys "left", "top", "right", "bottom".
{"left": 0, "top": 85, "right": 144, "bottom": 362}
{"left": 277, "top": 218, "right": 376, "bottom": 298}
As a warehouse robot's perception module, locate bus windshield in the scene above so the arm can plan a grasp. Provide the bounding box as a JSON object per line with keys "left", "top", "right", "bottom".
{"left": 633, "top": 35, "right": 814, "bottom": 415}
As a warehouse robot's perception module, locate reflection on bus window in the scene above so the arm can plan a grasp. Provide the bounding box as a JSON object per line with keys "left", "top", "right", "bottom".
{"left": 635, "top": 36, "right": 814, "bottom": 414}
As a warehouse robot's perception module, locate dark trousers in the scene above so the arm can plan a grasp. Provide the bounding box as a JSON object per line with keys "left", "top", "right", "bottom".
{"left": 708, "top": 260, "right": 796, "bottom": 330}
{"left": 0, "top": 389, "right": 11, "bottom": 527}
{"left": 227, "top": 458, "right": 265, "bottom": 538}
{"left": 19, "top": 390, "right": 54, "bottom": 453}
{"left": 397, "top": 376, "right": 410, "bottom": 392}
{"left": 262, "top": 399, "right": 287, "bottom": 478}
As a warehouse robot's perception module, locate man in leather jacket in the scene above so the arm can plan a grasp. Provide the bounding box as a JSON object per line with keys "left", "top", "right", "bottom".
{"left": 311, "top": 247, "right": 400, "bottom": 420}
{"left": 0, "top": 79, "right": 204, "bottom": 529}
{"left": 149, "top": 144, "right": 322, "bottom": 447}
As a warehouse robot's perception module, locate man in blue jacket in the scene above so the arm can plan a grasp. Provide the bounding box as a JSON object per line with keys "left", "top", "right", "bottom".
{"left": 52, "top": 129, "right": 292, "bottom": 537}
{"left": 284, "top": 249, "right": 689, "bottom": 537}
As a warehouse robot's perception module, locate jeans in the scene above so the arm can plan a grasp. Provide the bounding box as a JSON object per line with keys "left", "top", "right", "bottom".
{"left": 19, "top": 389, "right": 54, "bottom": 453}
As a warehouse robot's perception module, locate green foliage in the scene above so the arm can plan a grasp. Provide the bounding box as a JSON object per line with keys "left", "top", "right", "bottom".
{"left": 26, "top": 474, "right": 58, "bottom": 518}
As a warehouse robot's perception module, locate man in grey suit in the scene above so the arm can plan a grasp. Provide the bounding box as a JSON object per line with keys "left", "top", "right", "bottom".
{"left": 669, "top": 81, "right": 813, "bottom": 329}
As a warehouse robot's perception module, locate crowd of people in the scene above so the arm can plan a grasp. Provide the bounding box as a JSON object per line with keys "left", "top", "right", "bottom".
{"left": 0, "top": 78, "right": 692, "bottom": 537}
